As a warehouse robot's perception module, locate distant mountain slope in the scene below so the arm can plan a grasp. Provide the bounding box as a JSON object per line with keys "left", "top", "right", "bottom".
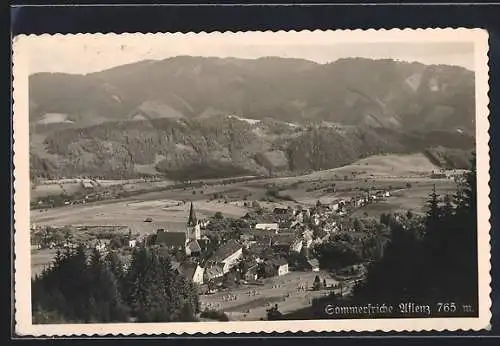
{"left": 30, "top": 56, "right": 475, "bottom": 133}
{"left": 29, "top": 56, "right": 476, "bottom": 180}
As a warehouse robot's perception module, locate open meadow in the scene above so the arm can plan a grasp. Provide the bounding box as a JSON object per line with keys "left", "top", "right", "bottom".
{"left": 31, "top": 153, "right": 460, "bottom": 230}
{"left": 32, "top": 196, "right": 249, "bottom": 232}
{"left": 200, "top": 271, "right": 340, "bottom": 321}
{"left": 31, "top": 248, "right": 59, "bottom": 278}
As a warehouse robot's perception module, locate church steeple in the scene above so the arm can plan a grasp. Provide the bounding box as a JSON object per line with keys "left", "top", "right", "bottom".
{"left": 187, "top": 202, "right": 197, "bottom": 227}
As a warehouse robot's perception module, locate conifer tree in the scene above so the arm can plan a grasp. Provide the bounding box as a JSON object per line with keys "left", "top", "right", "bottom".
{"left": 441, "top": 194, "right": 455, "bottom": 222}
{"left": 87, "top": 249, "right": 128, "bottom": 322}
{"left": 424, "top": 184, "right": 441, "bottom": 232}
{"left": 104, "top": 251, "right": 125, "bottom": 293}
{"left": 123, "top": 246, "right": 198, "bottom": 322}
{"left": 351, "top": 153, "right": 478, "bottom": 307}
{"left": 451, "top": 152, "right": 478, "bottom": 302}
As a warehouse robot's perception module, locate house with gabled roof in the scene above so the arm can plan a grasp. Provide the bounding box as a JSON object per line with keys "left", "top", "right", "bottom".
{"left": 270, "top": 233, "right": 293, "bottom": 253}
{"left": 211, "top": 239, "right": 243, "bottom": 274}
{"left": 156, "top": 229, "right": 186, "bottom": 251}
{"left": 244, "top": 265, "right": 259, "bottom": 281}
{"left": 265, "top": 257, "right": 289, "bottom": 276}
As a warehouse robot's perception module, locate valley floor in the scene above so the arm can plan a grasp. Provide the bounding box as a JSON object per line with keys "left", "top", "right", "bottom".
{"left": 31, "top": 174, "right": 457, "bottom": 230}
{"left": 30, "top": 153, "right": 461, "bottom": 317}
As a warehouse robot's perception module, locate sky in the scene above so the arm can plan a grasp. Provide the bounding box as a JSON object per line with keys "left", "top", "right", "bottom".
{"left": 24, "top": 31, "right": 476, "bottom": 75}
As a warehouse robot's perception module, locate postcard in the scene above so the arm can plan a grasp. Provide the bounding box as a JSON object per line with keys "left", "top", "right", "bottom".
{"left": 13, "top": 28, "right": 491, "bottom": 335}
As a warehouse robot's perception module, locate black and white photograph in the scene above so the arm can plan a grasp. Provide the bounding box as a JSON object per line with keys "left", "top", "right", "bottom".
{"left": 13, "top": 29, "right": 491, "bottom": 335}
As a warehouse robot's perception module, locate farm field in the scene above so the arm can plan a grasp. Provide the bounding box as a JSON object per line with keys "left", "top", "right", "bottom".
{"left": 200, "top": 271, "right": 341, "bottom": 321}
{"left": 30, "top": 178, "right": 177, "bottom": 200}
{"left": 31, "top": 153, "right": 461, "bottom": 230}
{"left": 31, "top": 197, "right": 249, "bottom": 232}
{"left": 350, "top": 179, "right": 457, "bottom": 218}
{"left": 267, "top": 153, "right": 442, "bottom": 185}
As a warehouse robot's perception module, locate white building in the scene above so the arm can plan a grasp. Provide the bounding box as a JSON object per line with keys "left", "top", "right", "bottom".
{"left": 179, "top": 262, "right": 205, "bottom": 285}
{"left": 271, "top": 258, "right": 289, "bottom": 276}
{"left": 191, "top": 265, "right": 205, "bottom": 284}
{"left": 94, "top": 241, "right": 107, "bottom": 253}
{"left": 255, "top": 223, "right": 279, "bottom": 233}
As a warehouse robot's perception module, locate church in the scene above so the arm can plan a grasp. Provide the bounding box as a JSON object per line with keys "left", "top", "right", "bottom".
{"left": 155, "top": 202, "right": 208, "bottom": 256}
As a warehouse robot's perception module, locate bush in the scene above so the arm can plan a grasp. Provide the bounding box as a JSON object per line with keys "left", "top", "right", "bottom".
{"left": 200, "top": 309, "right": 229, "bottom": 321}
{"left": 266, "top": 304, "right": 283, "bottom": 320}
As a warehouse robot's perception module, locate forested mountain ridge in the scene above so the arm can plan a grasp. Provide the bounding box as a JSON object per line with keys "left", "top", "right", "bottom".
{"left": 31, "top": 115, "right": 474, "bottom": 180}
{"left": 29, "top": 56, "right": 476, "bottom": 179}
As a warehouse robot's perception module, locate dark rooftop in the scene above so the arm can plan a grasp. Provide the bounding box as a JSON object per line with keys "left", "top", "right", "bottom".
{"left": 156, "top": 230, "right": 186, "bottom": 247}
{"left": 271, "top": 233, "right": 296, "bottom": 246}
{"left": 307, "top": 258, "right": 320, "bottom": 267}
{"left": 271, "top": 257, "right": 288, "bottom": 266}
{"left": 211, "top": 239, "right": 242, "bottom": 262}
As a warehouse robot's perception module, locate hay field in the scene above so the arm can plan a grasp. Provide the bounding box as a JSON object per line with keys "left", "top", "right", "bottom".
{"left": 200, "top": 271, "right": 338, "bottom": 321}
{"left": 266, "top": 153, "right": 455, "bottom": 206}
{"left": 267, "top": 153, "right": 440, "bottom": 187}
{"left": 31, "top": 195, "right": 249, "bottom": 232}
{"left": 31, "top": 153, "right": 461, "bottom": 230}
{"left": 350, "top": 179, "right": 458, "bottom": 217}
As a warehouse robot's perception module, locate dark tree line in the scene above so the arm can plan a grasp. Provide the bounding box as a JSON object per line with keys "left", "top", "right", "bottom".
{"left": 32, "top": 245, "right": 199, "bottom": 323}
{"left": 313, "top": 220, "right": 391, "bottom": 271}
{"left": 353, "top": 152, "right": 478, "bottom": 306}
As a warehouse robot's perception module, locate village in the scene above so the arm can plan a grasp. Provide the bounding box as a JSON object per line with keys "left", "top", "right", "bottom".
{"left": 31, "top": 187, "right": 395, "bottom": 320}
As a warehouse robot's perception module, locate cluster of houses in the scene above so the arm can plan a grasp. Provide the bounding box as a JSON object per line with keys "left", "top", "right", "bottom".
{"left": 30, "top": 223, "right": 144, "bottom": 252}
{"left": 144, "top": 203, "right": 321, "bottom": 289}
{"left": 149, "top": 200, "right": 372, "bottom": 288}
{"left": 240, "top": 190, "right": 391, "bottom": 254}
{"left": 32, "top": 188, "right": 392, "bottom": 292}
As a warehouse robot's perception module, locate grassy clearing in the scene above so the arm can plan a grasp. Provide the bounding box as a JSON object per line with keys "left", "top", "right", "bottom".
{"left": 224, "top": 296, "right": 284, "bottom": 313}
{"left": 31, "top": 248, "right": 58, "bottom": 278}
{"left": 201, "top": 271, "right": 336, "bottom": 320}
{"left": 350, "top": 179, "right": 458, "bottom": 217}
